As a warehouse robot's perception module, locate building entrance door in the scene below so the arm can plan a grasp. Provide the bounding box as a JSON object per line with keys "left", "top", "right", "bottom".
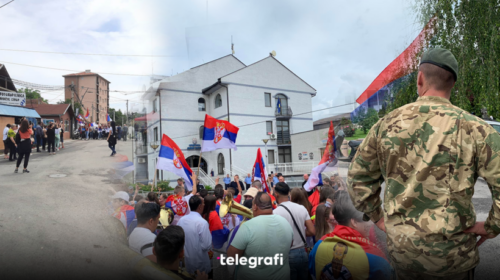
{"left": 185, "top": 156, "right": 208, "bottom": 173}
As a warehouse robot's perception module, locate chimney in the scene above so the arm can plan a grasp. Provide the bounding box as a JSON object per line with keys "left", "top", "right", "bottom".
{"left": 85, "top": 69, "right": 91, "bottom": 73}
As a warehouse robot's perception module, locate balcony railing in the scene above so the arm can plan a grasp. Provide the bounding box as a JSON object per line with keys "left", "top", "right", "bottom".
{"left": 277, "top": 131, "right": 291, "bottom": 145}
{"left": 275, "top": 106, "right": 293, "bottom": 118}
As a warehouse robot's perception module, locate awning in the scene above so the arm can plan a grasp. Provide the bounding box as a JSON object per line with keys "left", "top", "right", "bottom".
{"left": 0, "top": 104, "right": 41, "bottom": 118}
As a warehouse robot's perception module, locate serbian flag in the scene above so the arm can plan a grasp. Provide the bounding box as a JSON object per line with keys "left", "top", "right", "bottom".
{"left": 252, "top": 148, "right": 270, "bottom": 193}
{"left": 107, "top": 114, "right": 112, "bottom": 122}
{"left": 84, "top": 108, "right": 90, "bottom": 119}
{"left": 156, "top": 134, "right": 194, "bottom": 190}
{"left": 113, "top": 205, "right": 135, "bottom": 229}
{"left": 77, "top": 114, "right": 83, "bottom": 120}
{"left": 201, "top": 114, "right": 239, "bottom": 152}
{"left": 208, "top": 211, "right": 230, "bottom": 249}
{"left": 304, "top": 121, "right": 338, "bottom": 192}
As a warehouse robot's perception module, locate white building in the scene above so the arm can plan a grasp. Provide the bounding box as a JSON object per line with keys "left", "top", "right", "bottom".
{"left": 138, "top": 54, "right": 316, "bottom": 185}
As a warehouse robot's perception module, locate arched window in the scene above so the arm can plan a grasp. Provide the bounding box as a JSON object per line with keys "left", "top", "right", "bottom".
{"left": 215, "top": 94, "right": 222, "bottom": 108}
{"left": 276, "top": 94, "right": 288, "bottom": 109}
{"left": 199, "top": 126, "right": 204, "bottom": 139}
{"left": 217, "top": 153, "right": 224, "bottom": 175}
{"left": 198, "top": 98, "right": 206, "bottom": 111}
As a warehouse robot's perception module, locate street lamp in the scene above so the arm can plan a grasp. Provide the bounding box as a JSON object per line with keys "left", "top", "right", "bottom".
{"left": 150, "top": 141, "right": 159, "bottom": 190}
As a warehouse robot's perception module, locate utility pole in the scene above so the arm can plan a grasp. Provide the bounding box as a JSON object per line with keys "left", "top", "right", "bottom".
{"left": 92, "top": 104, "right": 94, "bottom": 123}
{"left": 126, "top": 100, "right": 129, "bottom": 125}
{"left": 113, "top": 110, "right": 115, "bottom": 122}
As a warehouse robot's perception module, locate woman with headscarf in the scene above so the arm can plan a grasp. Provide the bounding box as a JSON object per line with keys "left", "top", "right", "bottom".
{"left": 15, "top": 120, "right": 33, "bottom": 173}
{"left": 107, "top": 121, "right": 117, "bottom": 156}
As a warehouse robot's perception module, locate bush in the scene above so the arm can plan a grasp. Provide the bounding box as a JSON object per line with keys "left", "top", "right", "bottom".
{"left": 343, "top": 126, "right": 355, "bottom": 137}
{"left": 156, "top": 180, "right": 174, "bottom": 192}
{"left": 205, "top": 185, "right": 213, "bottom": 190}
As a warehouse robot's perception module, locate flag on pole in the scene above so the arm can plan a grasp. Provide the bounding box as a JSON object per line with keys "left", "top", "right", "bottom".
{"left": 107, "top": 114, "right": 112, "bottom": 122}
{"left": 304, "top": 121, "right": 338, "bottom": 192}
{"left": 251, "top": 148, "right": 270, "bottom": 193}
{"left": 277, "top": 98, "right": 282, "bottom": 114}
{"left": 84, "top": 108, "right": 89, "bottom": 119}
{"left": 77, "top": 114, "right": 83, "bottom": 120}
{"left": 156, "top": 134, "right": 194, "bottom": 190}
{"left": 201, "top": 114, "right": 239, "bottom": 152}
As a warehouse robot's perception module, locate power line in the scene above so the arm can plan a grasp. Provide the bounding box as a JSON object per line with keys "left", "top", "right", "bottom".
{"left": 0, "top": 0, "right": 14, "bottom": 9}
{"left": 0, "top": 60, "right": 153, "bottom": 77}
{"left": 0, "top": 48, "right": 175, "bottom": 58}
{"left": 169, "top": 102, "right": 357, "bottom": 140}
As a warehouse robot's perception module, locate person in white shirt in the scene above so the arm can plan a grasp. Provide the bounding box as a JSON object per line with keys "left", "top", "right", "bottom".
{"left": 128, "top": 200, "right": 161, "bottom": 263}
{"left": 178, "top": 194, "right": 212, "bottom": 275}
{"left": 3, "top": 124, "right": 10, "bottom": 159}
{"left": 273, "top": 182, "right": 315, "bottom": 280}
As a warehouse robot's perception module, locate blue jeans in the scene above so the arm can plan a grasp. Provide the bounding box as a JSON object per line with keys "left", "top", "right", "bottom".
{"left": 108, "top": 142, "right": 116, "bottom": 154}
{"left": 289, "top": 248, "right": 308, "bottom": 280}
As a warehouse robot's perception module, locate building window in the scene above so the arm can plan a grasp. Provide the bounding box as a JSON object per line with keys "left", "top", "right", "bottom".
{"left": 215, "top": 94, "right": 222, "bottom": 108}
{"left": 265, "top": 93, "right": 271, "bottom": 107}
{"left": 65, "top": 120, "right": 69, "bottom": 132}
{"left": 275, "top": 93, "right": 288, "bottom": 115}
{"left": 153, "top": 98, "right": 158, "bottom": 113}
{"left": 278, "top": 147, "right": 292, "bottom": 163}
{"left": 198, "top": 98, "right": 206, "bottom": 111}
{"left": 266, "top": 121, "right": 273, "bottom": 135}
{"left": 276, "top": 120, "right": 290, "bottom": 145}
{"left": 199, "top": 126, "right": 204, "bottom": 139}
{"left": 268, "top": 149, "right": 275, "bottom": 164}
{"left": 217, "top": 153, "right": 225, "bottom": 175}
{"left": 154, "top": 127, "right": 158, "bottom": 142}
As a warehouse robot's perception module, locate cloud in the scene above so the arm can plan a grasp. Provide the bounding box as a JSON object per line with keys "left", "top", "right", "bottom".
{"left": 0, "top": 0, "right": 422, "bottom": 119}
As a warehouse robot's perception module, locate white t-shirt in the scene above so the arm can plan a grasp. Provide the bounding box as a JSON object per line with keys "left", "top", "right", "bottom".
{"left": 55, "top": 128, "right": 60, "bottom": 135}
{"left": 128, "top": 227, "right": 156, "bottom": 257}
{"left": 3, "top": 127, "right": 9, "bottom": 141}
{"left": 273, "top": 201, "right": 311, "bottom": 249}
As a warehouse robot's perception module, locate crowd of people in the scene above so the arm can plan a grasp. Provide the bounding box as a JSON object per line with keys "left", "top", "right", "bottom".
{"left": 3, "top": 118, "right": 67, "bottom": 173}
{"left": 78, "top": 123, "right": 129, "bottom": 141}
{"left": 109, "top": 171, "right": 392, "bottom": 280}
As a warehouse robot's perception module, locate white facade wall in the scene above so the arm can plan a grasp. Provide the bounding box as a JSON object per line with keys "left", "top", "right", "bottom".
{"left": 145, "top": 55, "right": 317, "bottom": 183}
{"left": 290, "top": 127, "right": 329, "bottom": 163}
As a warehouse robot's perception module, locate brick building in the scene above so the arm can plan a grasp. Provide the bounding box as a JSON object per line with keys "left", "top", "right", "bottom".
{"left": 63, "top": 70, "right": 110, "bottom": 124}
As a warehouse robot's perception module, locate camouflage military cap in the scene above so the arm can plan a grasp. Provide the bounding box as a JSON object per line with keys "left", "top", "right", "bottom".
{"left": 420, "top": 48, "right": 458, "bottom": 81}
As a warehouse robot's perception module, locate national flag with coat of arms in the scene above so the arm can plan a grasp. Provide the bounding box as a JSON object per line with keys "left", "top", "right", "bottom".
{"left": 304, "top": 121, "right": 338, "bottom": 192}
{"left": 251, "top": 148, "right": 270, "bottom": 193}
{"left": 201, "top": 114, "right": 239, "bottom": 152}
{"left": 156, "top": 134, "right": 194, "bottom": 190}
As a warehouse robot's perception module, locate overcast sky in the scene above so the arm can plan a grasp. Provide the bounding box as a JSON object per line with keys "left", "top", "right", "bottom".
{"left": 0, "top": 0, "right": 421, "bottom": 120}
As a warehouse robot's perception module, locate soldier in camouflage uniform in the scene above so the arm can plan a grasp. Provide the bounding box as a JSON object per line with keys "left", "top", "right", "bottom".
{"left": 347, "top": 48, "right": 500, "bottom": 280}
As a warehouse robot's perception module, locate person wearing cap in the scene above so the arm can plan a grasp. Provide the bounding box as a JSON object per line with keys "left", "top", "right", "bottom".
{"left": 348, "top": 48, "right": 500, "bottom": 279}
{"left": 111, "top": 191, "right": 135, "bottom": 229}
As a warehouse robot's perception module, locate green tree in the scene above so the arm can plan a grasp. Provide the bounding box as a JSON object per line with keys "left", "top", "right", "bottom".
{"left": 109, "top": 108, "right": 124, "bottom": 126}
{"left": 360, "top": 108, "right": 379, "bottom": 134}
{"left": 18, "top": 88, "right": 48, "bottom": 103}
{"left": 389, "top": 1, "right": 500, "bottom": 118}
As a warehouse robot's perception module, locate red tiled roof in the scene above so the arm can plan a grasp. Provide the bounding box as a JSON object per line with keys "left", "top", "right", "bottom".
{"left": 26, "top": 103, "right": 71, "bottom": 116}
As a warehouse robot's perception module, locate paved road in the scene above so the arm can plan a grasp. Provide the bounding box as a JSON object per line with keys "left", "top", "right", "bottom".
{"left": 0, "top": 139, "right": 136, "bottom": 280}
{"left": 1, "top": 138, "right": 500, "bottom": 279}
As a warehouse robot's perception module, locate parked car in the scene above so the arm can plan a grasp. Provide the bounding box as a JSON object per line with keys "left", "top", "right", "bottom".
{"left": 485, "top": 120, "right": 500, "bottom": 134}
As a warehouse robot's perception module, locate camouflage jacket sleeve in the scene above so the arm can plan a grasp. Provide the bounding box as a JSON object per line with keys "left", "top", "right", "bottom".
{"left": 471, "top": 119, "right": 500, "bottom": 236}
{"left": 347, "top": 120, "right": 384, "bottom": 223}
